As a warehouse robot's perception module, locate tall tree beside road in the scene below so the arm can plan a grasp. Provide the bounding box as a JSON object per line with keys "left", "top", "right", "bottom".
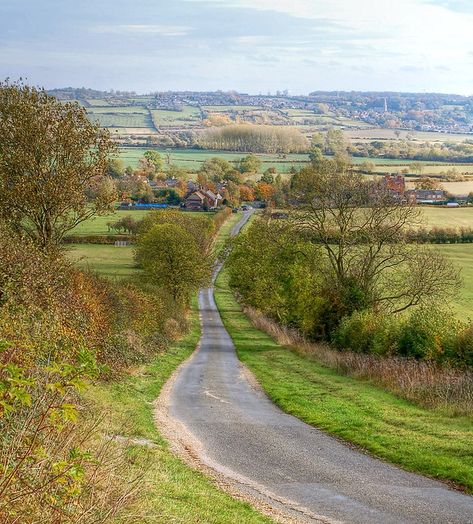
{"left": 290, "top": 160, "right": 460, "bottom": 329}
{"left": 136, "top": 223, "right": 211, "bottom": 305}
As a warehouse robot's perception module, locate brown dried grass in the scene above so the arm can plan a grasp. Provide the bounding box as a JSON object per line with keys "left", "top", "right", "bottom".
{"left": 245, "top": 306, "right": 473, "bottom": 417}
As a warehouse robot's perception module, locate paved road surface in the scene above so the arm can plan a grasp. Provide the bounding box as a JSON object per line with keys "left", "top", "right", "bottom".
{"left": 167, "top": 211, "right": 473, "bottom": 524}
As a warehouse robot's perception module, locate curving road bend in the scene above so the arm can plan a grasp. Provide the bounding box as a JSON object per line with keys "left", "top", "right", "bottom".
{"left": 165, "top": 211, "right": 473, "bottom": 524}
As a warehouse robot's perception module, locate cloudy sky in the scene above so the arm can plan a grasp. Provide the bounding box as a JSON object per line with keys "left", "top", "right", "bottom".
{"left": 1, "top": 0, "right": 473, "bottom": 95}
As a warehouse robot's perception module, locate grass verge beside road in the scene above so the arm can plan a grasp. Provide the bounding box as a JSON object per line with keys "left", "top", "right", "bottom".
{"left": 214, "top": 268, "right": 473, "bottom": 492}
{"left": 87, "top": 302, "right": 273, "bottom": 523}
{"left": 213, "top": 211, "right": 243, "bottom": 256}
{"left": 80, "top": 212, "right": 273, "bottom": 522}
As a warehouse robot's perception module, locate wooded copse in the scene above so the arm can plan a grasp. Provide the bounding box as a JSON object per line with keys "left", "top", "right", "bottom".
{"left": 198, "top": 124, "right": 309, "bottom": 153}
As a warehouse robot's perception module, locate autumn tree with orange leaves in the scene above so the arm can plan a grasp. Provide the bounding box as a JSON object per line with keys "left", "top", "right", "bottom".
{"left": 256, "top": 182, "right": 277, "bottom": 202}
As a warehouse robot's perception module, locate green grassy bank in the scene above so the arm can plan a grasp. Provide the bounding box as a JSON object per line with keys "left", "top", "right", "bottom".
{"left": 88, "top": 303, "right": 273, "bottom": 523}
{"left": 214, "top": 268, "right": 473, "bottom": 492}
{"left": 80, "top": 212, "right": 272, "bottom": 523}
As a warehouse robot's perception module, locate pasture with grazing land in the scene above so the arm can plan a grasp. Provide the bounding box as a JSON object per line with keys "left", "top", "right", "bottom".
{"left": 69, "top": 209, "right": 215, "bottom": 236}
{"left": 67, "top": 244, "right": 137, "bottom": 279}
{"left": 151, "top": 106, "right": 202, "bottom": 127}
{"left": 435, "top": 244, "right": 473, "bottom": 321}
{"left": 87, "top": 107, "right": 155, "bottom": 130}
{"left": 70, "top": 209, "right": 152, "bottom": 236}
{"left": 420, "top": 206, "right": 473, "bottom": 229}
{"left": 118, "top": 147, "right": 310, "bottom": 172}
{"left": 117, "top": 146, "right": 473, "bottom": 179}
{"left": 346, "top": 128, "right": 473, "bottom": 143}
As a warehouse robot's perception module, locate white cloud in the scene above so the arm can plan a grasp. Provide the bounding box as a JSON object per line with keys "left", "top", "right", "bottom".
{"left": 92, "top": 24, "right": 192, "bottom": 37}
{"left": 231, "top": 35, "right": 271, "bottom": 45}
{"left": 187, "top": 0, "right": 473, "bottom": 57}
{"left": 184, "top": 0, "right": 473, "bottom": 93}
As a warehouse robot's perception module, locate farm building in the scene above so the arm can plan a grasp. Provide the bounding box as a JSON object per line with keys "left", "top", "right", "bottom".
{"left": 150, "top": 176, "right": 182, "bottom": 190}
{"left": 185, "top": 189, "right": 222, "bottom": 210}
{"left": 405, "top": 189, "right": 447, "bottom": 204}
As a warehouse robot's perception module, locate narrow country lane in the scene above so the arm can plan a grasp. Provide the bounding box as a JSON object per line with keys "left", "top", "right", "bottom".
{"left": 162, "top": 211, "right": 473, "bottom": 524}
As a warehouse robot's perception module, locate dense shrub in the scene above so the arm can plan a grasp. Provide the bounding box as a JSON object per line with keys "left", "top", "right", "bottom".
{"left": 333, "top": 310, "right": 384, "bottom": 354}
{"left": 453, "top": 325, "right": 473, "bottom": 368}
{"left": 228, "top": 218, "right": 472, "bottom": 368}
{"left": 396, "top": 308, "right": 459, "bottom": 361}
{"left": 246, "top": 306, "right": 473, "bottom": 415}
{"left": 213, "top": 206, "right": 232, "bottom": 230}
{"left": 333, "top": 307, "right": 464, "bottom": 365}
{"left": 407, "top": 227, "right": 473, "bottom": 244}
{"left": 0, "top": 226, "right": 183, "bottom": 521}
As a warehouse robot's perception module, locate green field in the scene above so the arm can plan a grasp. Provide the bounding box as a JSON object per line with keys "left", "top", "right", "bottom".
{"left": 118, "top": 147, "right": 473, "bottom": 176}
{"left": 346, "top": 129, "right": 473, "bottom": 143}
{"left": 86, "top": 99, "right": 113, "bottom": 107}
{"left": 202, "top": 105, "right": 261, "bottom": 112}
{"left": 67, "top": 244, "right": 137, "bottom": 279}
{"left": 70, "top": 209, "right": 215, "bottom": 236}
{"left": 89, "top": 106, "right": 150, "bottom": 114}
{"left": 67, "top": 209, "right": 220, "bottom": 279}
{"left": 119, "top": 147, "right": 309, "bottom": 172}
{"left": 352, "top": 156, "right": 452, "bottom": 166}
{"left": 151, "top": 106, "right": 201, "bottom": 127}
{"left": 436, "top": 244, "right": 473, "bottom": 320}
{"left": 420, "top": 207, "right": 473, "bottom": 229}
{"left": 379, "top": 165, "right": 473, "bottom": 176}
{"left": 70, "top": 209, "right": 152, "bottom": 235}
{"left": 351, "top": 157, "right": 473, "bottom": 176}
{"left": 85, "top": 104, "right": 203, "bottom": 131}
{"left": 88, "top": 109, "right": 154, "bottom": 129}
{"left": 214, "top": 268, "right": 473, "bottom": 492}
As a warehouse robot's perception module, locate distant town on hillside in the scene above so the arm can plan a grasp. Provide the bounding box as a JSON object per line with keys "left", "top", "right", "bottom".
{"left": 49, "top": 88, "right": 473, "bottom": 136}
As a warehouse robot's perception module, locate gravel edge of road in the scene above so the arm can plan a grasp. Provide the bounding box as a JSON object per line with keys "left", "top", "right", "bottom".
{"left": 153, "top": 326, "right": 338, "bottom": 524}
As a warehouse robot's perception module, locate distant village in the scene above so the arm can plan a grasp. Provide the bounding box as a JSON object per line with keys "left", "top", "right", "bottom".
{"left": 118, "top": 171, "right": 468, "bottom": 214}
